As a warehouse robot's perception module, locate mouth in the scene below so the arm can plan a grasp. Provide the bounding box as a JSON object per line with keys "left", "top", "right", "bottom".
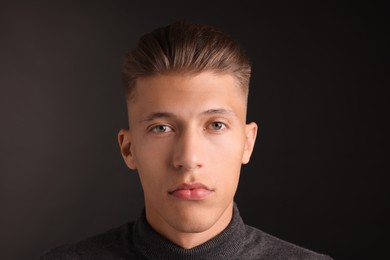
{"left": 168, "top": 183, "right": 213, "bottom": 201}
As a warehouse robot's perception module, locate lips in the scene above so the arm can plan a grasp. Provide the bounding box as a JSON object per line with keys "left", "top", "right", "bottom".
{"left": 168, "top": 183, "right": 213, "bottom": 200}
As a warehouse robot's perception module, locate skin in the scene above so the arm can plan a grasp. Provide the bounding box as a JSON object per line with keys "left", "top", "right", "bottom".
{"left": 118, "top": 71, "right": 257, "bottom": 249}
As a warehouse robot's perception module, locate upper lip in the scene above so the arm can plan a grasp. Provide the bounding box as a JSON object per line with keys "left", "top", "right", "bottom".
{"left": 168, "top": 182, "right": 212, "bottom": 193}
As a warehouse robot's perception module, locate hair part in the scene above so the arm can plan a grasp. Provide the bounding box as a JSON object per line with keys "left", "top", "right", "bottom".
{"left": 122, "top": 20, "right": 251, "bottom": 102}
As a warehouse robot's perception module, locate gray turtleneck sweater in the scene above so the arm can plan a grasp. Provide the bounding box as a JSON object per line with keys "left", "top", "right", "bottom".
{"left": 38, "top": 204, "right": 333, "bottom": 259}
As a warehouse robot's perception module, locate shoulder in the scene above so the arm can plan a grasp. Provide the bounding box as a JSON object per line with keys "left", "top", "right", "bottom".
{"left": 38, "top": 222, "right": 139, "bottom": 260}
{"left": 241, "top": 225, "right": 333, "bottom": 260}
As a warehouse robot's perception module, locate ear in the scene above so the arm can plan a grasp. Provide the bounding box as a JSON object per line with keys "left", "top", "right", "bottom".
{"left": 118, "top": 129, "right": 137, "bottom": 170}
{"left": 242, "top": 122, "right": 258, "bottom": 164}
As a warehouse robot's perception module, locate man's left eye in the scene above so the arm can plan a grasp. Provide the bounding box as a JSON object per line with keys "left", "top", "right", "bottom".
{"left": 209, "top": 122, "right": 226, "bottom": 130}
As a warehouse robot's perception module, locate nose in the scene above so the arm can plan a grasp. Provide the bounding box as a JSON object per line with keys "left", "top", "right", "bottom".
{"left": 172, "top": 127, "right": 204, "bottom": 171}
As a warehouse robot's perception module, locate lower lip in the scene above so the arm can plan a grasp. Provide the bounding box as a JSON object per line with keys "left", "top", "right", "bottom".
{"left": 170, "top": 188, "right": 212, "bottom": 200}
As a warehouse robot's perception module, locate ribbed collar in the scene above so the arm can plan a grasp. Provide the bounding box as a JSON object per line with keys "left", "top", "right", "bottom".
{"left": 132, "top": 203, "right": 245, "bottom": 260}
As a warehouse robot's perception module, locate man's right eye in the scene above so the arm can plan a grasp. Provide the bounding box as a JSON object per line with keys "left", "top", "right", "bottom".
{"left": 151, "top": 125, "right": 173, "bottom": 133}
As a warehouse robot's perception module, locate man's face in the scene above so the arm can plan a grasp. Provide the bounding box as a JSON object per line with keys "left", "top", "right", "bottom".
{"left": 119, "top": 72, "right": 257, "bottom": 242}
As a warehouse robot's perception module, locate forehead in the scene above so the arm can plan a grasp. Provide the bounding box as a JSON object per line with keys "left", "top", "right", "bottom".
{"left": 131, "top": 72, "right": 245, "bottom": 101}
{"left": 126, "top": 72, "right": 247, "bottom": 122}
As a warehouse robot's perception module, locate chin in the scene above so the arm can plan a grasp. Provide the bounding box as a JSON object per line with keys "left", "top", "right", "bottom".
{"left": 166, "top": 203, "right": 219, "bottom": 233}
{"left": 170, "top": 217, "right": 214, "bottom": 234}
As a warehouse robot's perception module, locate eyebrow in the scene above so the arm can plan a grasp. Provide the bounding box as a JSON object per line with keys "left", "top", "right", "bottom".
{"left": 140, "top": 112, "right": 175, "bottom": 122}
{"left": 202, "top": 108, "right": 236, "bottom": 116}
{"left": 140, "top": 108, "right": 236, "bottom": 123}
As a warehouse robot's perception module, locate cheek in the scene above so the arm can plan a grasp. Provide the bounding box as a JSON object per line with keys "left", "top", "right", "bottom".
{"left": 133, "top": 135, "right": 172, "bottom": 165}
{"left": 210, "top": 132, "right": 245, "bottom": 160}
{"left": 208, "top": 135, "right": 245, "bottom": 178}
{"left": 132, "top": 139, "right": 170, "bottom": 187}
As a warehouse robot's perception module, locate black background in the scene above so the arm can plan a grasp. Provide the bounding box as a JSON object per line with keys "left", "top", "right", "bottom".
{"left": 0, "top": 1, "right": 388, "bottom": 259}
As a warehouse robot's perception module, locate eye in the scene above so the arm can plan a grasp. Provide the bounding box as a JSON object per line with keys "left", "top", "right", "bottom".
{"left": 151, "top": 125, "right": 173, "bottom": 133}
{"left": 208, "top": 122, "right": 226, "bottom": 131}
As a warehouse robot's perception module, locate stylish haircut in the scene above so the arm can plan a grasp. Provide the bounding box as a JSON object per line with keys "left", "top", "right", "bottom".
{"left": 122, "top": 20, "right": 251, "bottom": 101}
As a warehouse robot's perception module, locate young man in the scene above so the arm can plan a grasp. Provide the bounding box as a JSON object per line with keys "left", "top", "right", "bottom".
{"left": 40, "top": 21, "right": 332, "bottom": 259}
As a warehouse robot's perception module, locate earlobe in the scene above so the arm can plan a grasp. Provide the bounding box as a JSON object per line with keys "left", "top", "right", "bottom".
{"left": 242, "top": 122, "right": 258, "bottom": 164}
{"left": 118, "top": 129, "right": 137, "bottom": 170}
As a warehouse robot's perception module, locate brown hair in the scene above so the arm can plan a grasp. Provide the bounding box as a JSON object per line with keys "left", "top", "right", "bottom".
{"left": 122, "top": 20, "right": 251, "bottom": 101}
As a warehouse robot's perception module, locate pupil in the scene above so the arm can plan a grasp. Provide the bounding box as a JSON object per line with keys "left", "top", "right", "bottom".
{"left": 214, "top": 123, "right": 222, "bottom": 129}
